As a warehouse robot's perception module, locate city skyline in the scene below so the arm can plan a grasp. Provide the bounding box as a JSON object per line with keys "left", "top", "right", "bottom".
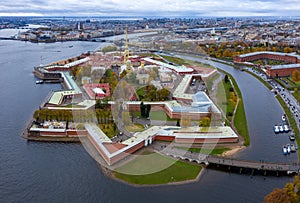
{"left": 2, "top": 0, "right": 300, "bottom": 17}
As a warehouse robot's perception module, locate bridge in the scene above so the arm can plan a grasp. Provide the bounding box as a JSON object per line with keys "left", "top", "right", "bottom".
{"left": 159, "top": 147, "right": 300, "bottom": 177}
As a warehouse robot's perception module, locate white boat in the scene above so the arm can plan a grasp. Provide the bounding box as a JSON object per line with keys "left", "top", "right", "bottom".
{"left": 35, "top": 80, "right": 43, "bottom": 84}
{"left": 283, "top": 125, "right": 289, "bottom": 133}
{"left": 286, "top": 144, "right": 291, "bottom": 154}
{"left": 279, "top": 125, "right": 284, "bottom": 133}
{"left": 289, "top": 133, "right": 296, "bottom": 141}
{"left": 274, "top": 125, "right": 280, "bottom": 133}
{"left": 283, "top": 145, "right": 288, "bottom": 155}
{"left": 290, "top": 144, "right": 296, "bottom": 152}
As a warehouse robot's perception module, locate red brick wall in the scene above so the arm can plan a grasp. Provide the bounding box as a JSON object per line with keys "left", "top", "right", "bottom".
{"left": 175, "top": 137, "right": 238, "bottom": 144}
{"left": 234, "top": 53, "right": 300, "bottom": 64}
{"left": 154, "top": 135, "right": 175, "bottom": 141}
{"left": 110, "top": 141, "right": 145, "bottom": 165}
{"left": 269, "top": 67, "right": 300, "bottom": 78}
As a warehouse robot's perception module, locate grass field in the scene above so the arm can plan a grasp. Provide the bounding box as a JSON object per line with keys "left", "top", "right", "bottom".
{"left": 113, "top": 151, "right": 201, "bottom": 185}
{"left": 149, "top": 111, "right": 176, "bottom": 121}
{"left": 216, "top": 70, "right": 250, "bottom": 146}
{"left": 125, "top": 124, "right": 145, "bottom": 132}
{"left": 206, "top": 73, "right": 220, "bottom": 92}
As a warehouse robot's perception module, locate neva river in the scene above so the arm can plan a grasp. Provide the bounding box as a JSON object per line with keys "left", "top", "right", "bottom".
{"left": 0, "top": 40, "right": 297, "bottom": 202}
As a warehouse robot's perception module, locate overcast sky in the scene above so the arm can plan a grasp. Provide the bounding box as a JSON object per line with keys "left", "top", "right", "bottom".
{"left": 1, "top": 0, "right": 300, "bottom": 17}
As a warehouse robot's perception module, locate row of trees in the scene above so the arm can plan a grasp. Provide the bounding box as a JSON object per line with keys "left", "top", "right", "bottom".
{"left": 202, "top": 42, "right": 296, "bottom": 59}
{"left": 137, "top": 85, "right": 171, "bottom": 101}
{"left": 33, "top": 109, "right": 114, "bottom": 124}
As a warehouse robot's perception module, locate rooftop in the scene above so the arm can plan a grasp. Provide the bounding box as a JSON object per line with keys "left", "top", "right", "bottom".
{"left": 239, "top": 51, "right": 300, "bottom": 60}
{"left": 143, "top": 58, "right": 194, "bottom": 73}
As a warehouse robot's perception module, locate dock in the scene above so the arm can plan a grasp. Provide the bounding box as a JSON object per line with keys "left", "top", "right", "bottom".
{"left": 160, "top": 147, "right": 300, "bottom": 176}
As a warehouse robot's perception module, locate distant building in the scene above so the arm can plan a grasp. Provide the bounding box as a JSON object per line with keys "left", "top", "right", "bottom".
{"left": 234, "top": 51, "right": 300, "bottom": 78}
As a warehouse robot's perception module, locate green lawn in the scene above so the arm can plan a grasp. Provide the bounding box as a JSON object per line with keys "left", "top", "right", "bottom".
{"left": 230, "top": 75, "right": 250, "bottom": 146}
{"left": 136, "top": 87, "right": 146, "bottom": 100}
{"left": 216, "top": 70, "right": 250, "bottom": 146}
{"left": 113, "top": 151, "right": 201, "bottom": 185}
{"left": 206, "top": 73, "right": 220, "bottom": 92}
{"left": 175, "top": 147, "right": 230, "bottom": 155}
{"left": 125, "top": 124, "right": 144, "bottom": 132}
{"left": 149, "top": 111, "right": 176, "bottom": 121}
{"left": 292, "top": 91, "right": 300, "bottom": 103}
{"left": 216, "top": 78, "right": 236, "bottom": 121}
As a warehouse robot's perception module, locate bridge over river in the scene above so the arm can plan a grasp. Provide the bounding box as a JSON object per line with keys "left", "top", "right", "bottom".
{"left": 159, "top": 147, "right": 300, "bottom": 177}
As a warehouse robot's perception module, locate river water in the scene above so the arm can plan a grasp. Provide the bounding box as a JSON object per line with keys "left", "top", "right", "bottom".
{"left": 0, "top": 40, "right": 297, "bottom": 202}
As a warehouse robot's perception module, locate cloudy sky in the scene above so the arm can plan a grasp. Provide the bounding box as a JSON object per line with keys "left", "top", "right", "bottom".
{"left": 1, "top": 0, "right": 300, "bottom": 17}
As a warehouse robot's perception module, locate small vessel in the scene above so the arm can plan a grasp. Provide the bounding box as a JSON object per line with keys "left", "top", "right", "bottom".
{"left": 274, "top": 125, "right": 279, "bottom": 133}
{"left": 290, "top": 144, "right": 296, "bottom": 152}
{"left": 283, "top": 145, "right": 288, "bottom": 155}
{"left": 279, "top": 125, "right": 284, "bottom": 133}
{"left": 35, "top": 80, "right": 43, "bottom": 84}
{"left": 286, "top": 144, "right": 291, "bottom": 154}
{"left": 289, "top": 133, "right": 296, "bottom": 141}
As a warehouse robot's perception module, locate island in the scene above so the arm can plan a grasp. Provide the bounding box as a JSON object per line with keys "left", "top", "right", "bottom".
{"left": 22, "top": 30, "right": 249, "bottom": 185}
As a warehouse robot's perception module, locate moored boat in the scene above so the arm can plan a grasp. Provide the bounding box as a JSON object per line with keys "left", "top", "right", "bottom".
{"left": 283, "top": 145, "right": 288, "bottom": 155}
{"left": 35, "top": 80, "right": 43, "bottom": 84}
{"left": 290, "top": 144, "right": 296, "bottom": 152}
{"left": 286, "top": 144, "right": 291, "bottom": 154}
{"left": 274, "top": 125, "right": 279, "bottom": 133}
{"left": 289, "top": 133, "right": 296, "bottom": 141}
{"left": 279, "top": 125, "right": 284, "bottom": 133}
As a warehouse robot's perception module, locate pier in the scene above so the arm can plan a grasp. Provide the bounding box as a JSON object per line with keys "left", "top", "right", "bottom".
{"left": 160, "top": 147, "right": 300, "bottom": 176}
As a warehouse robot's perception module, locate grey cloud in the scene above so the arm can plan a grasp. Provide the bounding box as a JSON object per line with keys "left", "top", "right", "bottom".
{"left": 1, "top": 0, "right": 300, "bottom": 16}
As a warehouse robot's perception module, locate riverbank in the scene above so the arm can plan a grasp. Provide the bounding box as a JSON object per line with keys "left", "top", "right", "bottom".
{"left": 221, "top": 145, "right": 246, "bottom": 156}
{"left": 244, "top": 68, "right": 300, "bottom": 158}
{"left": 99, "top": 142, "right": 244, "bottom": 187}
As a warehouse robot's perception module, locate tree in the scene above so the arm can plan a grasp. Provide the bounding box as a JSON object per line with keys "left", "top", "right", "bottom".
{"left": 224, "top": 75, "right": 229, "bottom": 83}
{"left": 140, "top": 102, "right": 146, "bottom": 118}
{"left": 283, "top": 47, "right": 293, "bottom": 53}
{"left": 145, "top": 104, "right": 151, "bottom": 118}
{"left": 265, "top": 176, "right": 300, "bottom": 203}
{"left": 264, "top": 188, "right": 289, "bottom": 203}
{"left": 157, "top": 88, "right": 170, "bottom": 101}
{"left": 199, "top": 117, "right": 211, "bottom": 127}
{"left": 292, "top": 70, "right": 300, "bottom": 82}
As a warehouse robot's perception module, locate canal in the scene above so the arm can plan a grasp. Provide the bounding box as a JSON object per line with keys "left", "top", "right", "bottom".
{"left": 0, "top": 41, "right": 296, "bottom": 202}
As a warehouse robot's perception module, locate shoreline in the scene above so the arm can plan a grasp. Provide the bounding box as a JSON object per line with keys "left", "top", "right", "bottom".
{"left": 99, "top": 144, "right": 244, "bottom": 187}
{"left": 221, "top": 145, "right": 246, "bottom": 156}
